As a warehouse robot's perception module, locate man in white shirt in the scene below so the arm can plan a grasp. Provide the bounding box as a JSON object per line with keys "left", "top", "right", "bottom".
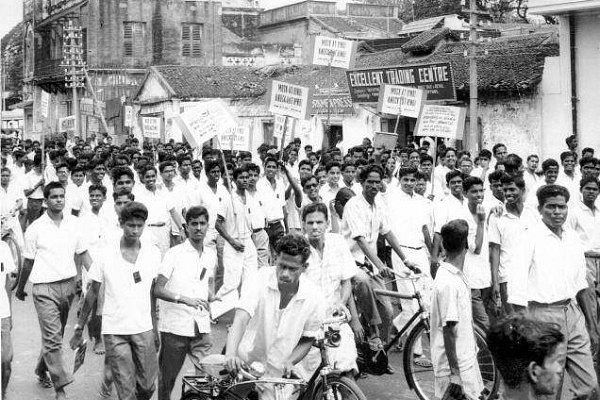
{"left": 431, "top": 219, "right": 483, "bottom": 400}
{"left": 153, "top": 206, "right": 217, "bottom": 400}
{"left": 523, "top": 154, "right": 540, "bottom": 197}
{"left": 0, "top": 167, "right": 25, "bottom": 248}
{"left": 23, "top": 155, "right": 45, "bottom": 226}
{"left": 247, "top": 163, "right": 270, "bottom": 268}
{"left": 557, "top": 151, "right": 581, "bottom": 202}
{"left": 16, "top": 181, "right": 92, "bottom": 400}
{"left": 341, "top": 161, "right": 361, "bottom": 194}
{"left": 489, "top": 175, "right": 538, "bottom": 317}
{"left": 158, "top": 161, "right": 185, "bottom": 246}
{"left": 54, "top": 163, "right": 83, "bottom": 217}
{"left": 509, "top": 184, "right": 597, "bottom": 399}
{"left": 225, "top": 234, "right": 325, "bottom": 399}
{"left": 1, "top": 240, "right": 17, "bottom": 398}
{"left": 568, "top": 176, "right": 600, "bottom": 363}
{"left": 70, "top": 202, "right": 161, "bottom": 400}
{"left": 256, "top": 157, "right": 286, "bottom": 251}
{"left": 432, "top": 147, "right": 457, "bottom": 198}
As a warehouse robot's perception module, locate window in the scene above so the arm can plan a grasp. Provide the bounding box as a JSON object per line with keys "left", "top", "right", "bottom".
{"left": 123, "top": 22, "right": 146, "bottom": 58}
{"left": 182, "top": 23, "right": 202, "bottom": 58}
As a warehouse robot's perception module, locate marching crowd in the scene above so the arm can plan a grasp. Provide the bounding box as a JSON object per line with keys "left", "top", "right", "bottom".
{"left": 1, "top": 131, "right": 600, "bottom": 400}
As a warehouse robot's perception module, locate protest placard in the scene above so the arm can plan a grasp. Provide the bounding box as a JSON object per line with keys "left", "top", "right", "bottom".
{"left": 373, "top": 132, "right": 398, "bottom": 150}
{"left": 41, "top": 91, "right": 50, "bottom": 118}
{"left": 219, "top": 126, "right": 250, "bottom": 151}
{"left": 312, "top": 36, "right": 357, "bottom": 70}
{"left": 268, "top": 81, "right": 311, "bottom": 120}
{"left": 377, "top": 84, "right": 425, "bottom": 118}
{"left": 174, "top": 99, "right": 238, "bottom": 148}
{"left": 58, "top": 116, "right": 75, "bottom": 134}
{"left": 141, "top": 117, "right": 161, "bottom": 139}
{"left": 124, "top": 106, "right": 134, "bottom": 127}
{"left": 414, "top": 105, "right": 466, "bottom": 139}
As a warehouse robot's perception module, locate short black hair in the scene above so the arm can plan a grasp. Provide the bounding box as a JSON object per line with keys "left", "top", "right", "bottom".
{"left": 488, "top": 314, "right": 564, "bottom": 389}
{"left": 560, "top": 151, "right": 576, "bottom": 162}
{"left": 580, "top": 176, "right": 600, "bottom": 191}
{"left": 463, "top": 176, "right": 483, "bottom": 192}
{"left": 185, "top": 205, "right": 209, "bottom": 224}
{"left": 301, "top": 174, "right": 317, "bottom": 187}
{"left": 263, "top": 156, "right": 278, "bottom": 167}
{"left": 440, "top": 219, "right": 469, "bottom": 255}
{"left": 478, "top": 149, "right": 492, "bottom": 160}
{"left": 112, "top": 189, "right": 134, "bottom": 201}
{"left": 205, "top": 160, "right": 222, "bottom": 174}
{"left": 233, "top": 165, "right": 249, "bottom": 180}
{"left": 492, "top": 143, "right": 506, "bottom": 156}
{"left": 527, "top": 154, "right": 539, "bottom": 162}
{"left": 488, "top": 170, "right": 506, "bottom": 183}
{"left": 111, "top": 166, "right": 134, "bottom": 183}
{"left": 541, "top": 158, "right": 559, "bottom": 173}
{"left": 274, "top": 234, "right": 311, "bottom": 264}
{"left": 341, "top": 161, "right": 355, "bottom": 172}
{"left": 537, "top": 184, "right": 570, "bottom": 206}
{"left": 43, "top": 181, "right": 65, "bottom": 199}
{"left": 500, "top": 174, "right": 526, "bottom": 190}
{"left": 445, "top": 170, "right": 464, "bottom": 184}
{"left": 119, "top": 201, "right": 148, "bottom": 223}
{"left": 158, "top": 160, "right": 176, "bottom": 173}
{"left": 359, "top": 164, "right": 384, "bottom": 182}
{"left": 579, "top": 156, "right": 598, "bottom": 168}
{"left": 420, "top": 154, "right": 433, "bottom": 164}
{"left": 397, "top": 166, "right": 418, "bottom": 179}
{"left": 301, "top": 202, "right": 329, "bottom": 222}
{"left": 298, "top": 159, "right": 312, "bottom": 170}
{"left": 325, "top": 161, "right": 341, "bottom": 173}
{"left": 88, "top": 184, "right": 107, "bottom": 196}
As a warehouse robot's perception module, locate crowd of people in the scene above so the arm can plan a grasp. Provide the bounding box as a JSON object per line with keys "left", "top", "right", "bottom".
{"left": 0, "top": 131, "right": 599, "bottom": 400}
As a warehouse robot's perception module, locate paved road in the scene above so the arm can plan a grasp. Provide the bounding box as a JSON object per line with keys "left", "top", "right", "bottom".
{"left": 5, "top": 284, "right": 422, "bottom": 400}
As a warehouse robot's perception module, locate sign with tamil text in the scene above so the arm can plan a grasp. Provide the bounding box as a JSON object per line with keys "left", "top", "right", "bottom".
{"left": 141, "top": 117, "right": 161, "bottom": 139}
{"left": 174, "top": 99, "right": 238, "bottom": 148}
{"left": 312, "top": 36, "right": 357, "bottom": 70}
{"left": 268, "top": 80, "right": 311, "bottom": 120}
{"left": 414, "top": 105, "right": 466, "bottom": 139}
{"left": 219, "top": 126, "right": 250, "bottom": 151}
{"left": 346, "top": 62, "right": 456, "bottom": 103}
{"left": 377, "top": 84, "right": 425, "bottom": 118}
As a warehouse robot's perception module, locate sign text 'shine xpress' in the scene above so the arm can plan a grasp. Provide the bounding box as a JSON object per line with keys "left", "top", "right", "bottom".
{"left": 346, "top": 62, "right": 455, "bottom": 103}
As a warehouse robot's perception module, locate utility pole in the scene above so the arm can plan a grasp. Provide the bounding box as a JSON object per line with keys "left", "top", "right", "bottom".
{"left": 468, "top": 0, "right": 479, "bottom": 152}
{"left": 61, "top": 20, "right": 85, "bottom": 137}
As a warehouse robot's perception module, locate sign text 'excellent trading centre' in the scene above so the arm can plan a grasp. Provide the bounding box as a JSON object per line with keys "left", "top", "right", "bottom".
{"left": 346, "top": 62, "right": 456, "bottom": 103}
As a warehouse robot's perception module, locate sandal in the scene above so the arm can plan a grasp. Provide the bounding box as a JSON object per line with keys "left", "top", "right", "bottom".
{"left": 37, "top": 373, "right": 53, "bottom": 388}
{"left": 413, "top": 356, "right": 432, "bottom": 368}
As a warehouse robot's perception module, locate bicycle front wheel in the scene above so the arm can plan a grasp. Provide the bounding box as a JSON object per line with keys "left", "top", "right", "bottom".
{"left": 3, "top": 235, "right": 21, "bottom": 290}
{"left": 310, "top": 375, "right": 367, "bottom": 400}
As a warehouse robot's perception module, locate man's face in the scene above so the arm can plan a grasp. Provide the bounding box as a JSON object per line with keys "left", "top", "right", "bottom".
{"left": 0, "top": 170, "right": 10, "bottom": 186}
{"left": 352, "top": 151, "right": 364, "bottom": 162}
{"left": 192, "top": 162, "right": 202, "bottom": 179}
{"left": 177, "top": 160, "right": 191, "bottom": 177}
{"left": 533, "top": 349, "right": 563, "bottom": 396}
{"left": 299, "top": 164, "right": 312, "bottom": 179}
{"left": 544, "top": 166, "right": 559, "bottom": 184}
{"left": 448, "top": 176, "right": 463, "bottom": 197}
{"left": 235, "top": 171, "right": 249, "bottom": 190}
{"left": 502, "top": 182, "right": 523, "bottom": 205}
{"left": 527, "top": 157, "right": 539, "bottom": 171}
{"left": 114, "top": 174, "right": 134, "bottom": 192}
{"left": 581, "top": 162, "right": 596, "bottom": 179}
{"left": 89, "top": 189, "right": 106, "bottom": 210}
{"left": 362, "top": 171, "right": 382, "bottom": 201}
{"left": 399, "top": 174, "right": 416, "bottom": 195}
{"left": 114, "top": 195, "right": 132, "bottom": 215}
{"left": 327, "top": 166, "right": 341, "bottom": 186}
{"left": 445, "top": 151, "right": 457, "bottom": 169}
{"left": 415, "top": 179, "right": 427, "bottom": 196}
{"left": 460, "top": 160, "right": 473, "bottom": 176}
{"left": 581, "top": 182, "right": 600, "bottom": 205}
{"left": 342, "top": 166, "right": 356, "bottom": 184}
{"left": 380, "top": 152, "right": 389, "bottom": 166}
{"left": 408, "top": 152, "right": 420, "bottom": 168}
{"left": 316, "top": 170, "right": 327, "bottom": 186}
{"left": 186, "top": 215, "right": 208, "bottom": 243}
{"left": 466, "top": 184, "right": 484, "bottom": 205}
{"left": 562, "top": 156, "right": 575, "bottom": 173}
{"left": 165, "top": 146, "right": 173, "bottom": 156}
{"left": 399, "top": 153, "right": 408, "bottom": 166}
{"left": 305, "top": 146, "right": 312, "bottom": 154}
{"left": 56, "top": 167, "right": 69, "bottom": 184}
{"left": 72, "top": 171, "right": 85, "bottom": 186}
{"left": 303, "top": 178, "right": 319, "bottom": 201}
{"left": 490, "top": 179, "right": 504, "bottom": 201}
{"left": 275, "top": 252, "right": 306, "bottom": 289}
{"left": 120, "top": 218, "right": 145, "bottom": 241}
{"left": 248, "top": 170, "right": 259, "bottom": 189}
{"left": 303, "top": 211, "right": 327, "bottom": 241}
{"left": 420, "top": 160, "right": 433, "bottom": 176}
{"left": 478, "top": 156, "right": 490, "bottom": 169}
{"left": 160, "top": 164, "right": 176, "bottom": 184}
{"left": 309, "top": 154, "right": 318, "bottom": 166}
{"left": 288, "top": 151, "right": 298, "bottom": 164}
{"left": 385, "top": 157, "right": 396, "bottom": 174}
{"left": 93, "top": 164, "right": 106, "bottom": 182}
{"left": 207, "top": 166, "right": 221, "bottom": 185}
{"left": 494, "top": 146, "right": 507, "bottom": 162}
{"left": 144, "top": 170, "right": 157, "bottom": 190}
{"left": 116, "top": 157, "right": 128, "bottom": 167}
{"left": 46, "top": 188, "right": 65, "bottom": 213}
{"left": 539, "top": 195, "right": 568, "bottom": 229}
{"left": 265, "top": 161, "right": 278, "bottom": 179}
{"left": 132, "top": 153, "right": 140, "bottom": 166}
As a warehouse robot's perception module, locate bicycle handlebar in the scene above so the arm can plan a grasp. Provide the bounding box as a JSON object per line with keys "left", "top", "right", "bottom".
{"left": 374, "top": 289, "right": 419, "bottom": 300}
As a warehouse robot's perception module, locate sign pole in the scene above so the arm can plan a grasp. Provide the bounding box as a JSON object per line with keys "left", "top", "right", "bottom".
{"left": 279, "top": 116, "right": 288, "bottom": 161}
{"left": 430, "top": 136, "right": 437, "bottom": 197}
{"left": 83, "top": 67, "right": 110, "bottom": 135}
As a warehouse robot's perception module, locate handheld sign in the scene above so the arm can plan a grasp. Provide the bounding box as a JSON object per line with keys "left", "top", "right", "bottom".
{"left": 312, "top": 36, "right": 357, "bottom": 70}
{"left": 218, "top": 126, "right": 250, "bottom": 151}
{"left": 377, "top": 85, "right": 425, "bottom": 119}
{"left": 141, "top": 117, "right": 161, "bottom": 139}
{"left": 175, "top": 99, "right": 238, "bottom": 148}
{"left": 268, "top": 81, "right": 311, "bottom": 120}
{"left": 414, "top": 105, "right": 466, "bottom": 140}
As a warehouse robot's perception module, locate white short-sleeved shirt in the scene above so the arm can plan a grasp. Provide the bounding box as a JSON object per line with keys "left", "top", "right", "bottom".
{"left": 256, "top": 177, "right": 285, "bottom": 222}
{"left": 87, "top": 241, "right": 160, "bottom": 335}
{"left": 64, "top": 182, "right": 85, "bottom": 216}
{"left": 341, "top": 194, "right": 390, "bottom": 265}
{"left": 133, "top": 186, "right": 174, "bottom": 226}
{"left": 217, "top": 191, "right": 252, "bottom": 240}
{"left": 568, "top": 201, "right": 600, "bottom": 252}
{"left": 433, "top": 194, "right": 467, "bottom": 234}
{"left": 23, "top": 213, "right": 87, "bottom": 284}
{"left": 79, "top": 206, "right": 118, "bottom": 259}
{"left": 236, "top": 267, "right": 325, "bottom": 377}
{"left": 25, "top": 170, "right": 44, "bottom": 199}
{"left": 430, "top": 262, "right": 479, "bottom": 378}
{"left": 304, "top": 233, "right": 358, "bottom": 307}
{"left": 508, "top": 221, "right": 587, "bottom": 307}
{"left": 158, "top": 240, "right": 217, "bottom": 336}
{"left": 387, "top": 187, "right": 429, "bottom": 248}
{"left": 488, "top": 207, "right": 539, "bottom": 283}
{"left": 0, "top": 241, "right": 17, "bottom": 318}
{"left": 463, "top": 205, "right": 492, "bottom": 289}
{"left": 192, "top": 183, "right": 230, "bottom": 243}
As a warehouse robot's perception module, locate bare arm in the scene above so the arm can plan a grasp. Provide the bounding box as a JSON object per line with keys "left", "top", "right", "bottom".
{"left": 355, "top": 236, "right": 386, "bottom": 274}
{"left": 442, "top": 321, "right": 461, "bottom": 380}
{"left": 153, "top": 274, "right": 207, "bottom": 310}
{"left": 385, "top": 230, "right": 419, "bottom": 272}
{"left": 283, "top": 336, "right": 316, "bottom": 374}
{"left": 15, "top": 258, "right": 34, "bottom": 300}
{"left": 489, "top": 243, "right": 501, "bottom": 292}
{"left": 422, "top": 225, "right": 433, "bottom": 254}
{"left": 225, "top": 309, "right": 251, "bottom": 372}
{"left": 215, "top": 215, "right": 243, "bottom": 251}
{"left": 69, "top": 281, "right": 101, "bottom": 349}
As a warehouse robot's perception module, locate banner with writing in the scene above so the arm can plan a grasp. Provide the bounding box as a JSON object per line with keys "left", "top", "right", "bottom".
{"left": 377, "top": 84, "right": 425, "bottom": 118}
{"left": 141, "top": 117, "right": 161, "bottom": 139}
{"left": 312, "top": 36, "right": 357, "bottom": 69}
{"left": 174, "top": 99, "right": 238, "bottom": 148}
{"left": 268, "top": 81, "right": 311, "bottom": 120}
{"left": 41, "top": 91, "right": 50, "bottom": 118}
{"left": 219, "top": 126, "right": 250, "bottom": 151}
{"left": 414, "top": 105, "right": 466, "bottom": 139}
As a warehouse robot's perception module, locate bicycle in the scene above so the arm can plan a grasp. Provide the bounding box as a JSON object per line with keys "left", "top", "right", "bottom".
{"left": 180, "top": 312, "right": 367, "bottom": 400}
{"left": 1, "top": 210, "right": 22, "bottom": 289}
{"left": 369, "top": 275, "right": 500, "bottom": 400}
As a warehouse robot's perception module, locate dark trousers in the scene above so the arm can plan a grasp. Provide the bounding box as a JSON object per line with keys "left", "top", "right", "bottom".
{"left": 158, "top": 331, "right": 212, "bottom": 400}
{"left": 32, "top": 278, "right": 76, "bottom": 390}
{"left": 265, "top": 221, "right": 285, "bottom": 253}
{"left": 26, "top": 198, "right": 44, "bottom": 227}
{"left": 352, "top": 269, "right": 394, "bottom": 344}
{"left": 471, "top": 287, "right": 497, "bottom": 332}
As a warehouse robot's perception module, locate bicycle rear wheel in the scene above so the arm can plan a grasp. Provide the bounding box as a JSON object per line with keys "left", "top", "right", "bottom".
{"left": 3, "top": 235, "right": 21, "bottom": 290}
{"left": 309, "top": 375, "right": 367, "bottom": 400}
{"left": 403, "top": 321, "right": 500, "bottom": 400}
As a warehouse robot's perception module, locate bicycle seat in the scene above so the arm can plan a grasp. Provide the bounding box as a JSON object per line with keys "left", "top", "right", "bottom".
{"left": 198, "top": 354, "right": 230, "bottom": 379}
